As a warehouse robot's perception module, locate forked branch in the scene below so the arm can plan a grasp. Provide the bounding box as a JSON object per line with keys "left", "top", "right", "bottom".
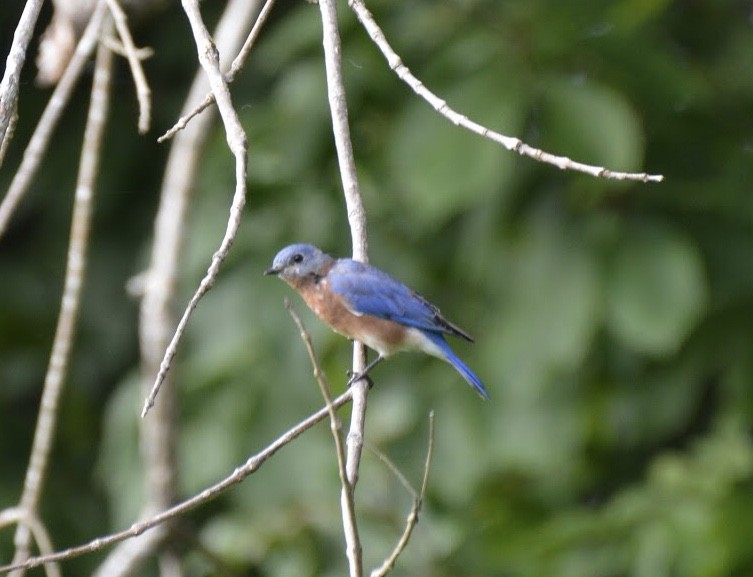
{"left": 141, "top": 0, "right": 250, "bottom": 417}
{"left": 0, "top": 390, "right": 354, "bottom": 575}
{"left": 369, "top": 412, "right": 435, "bottom": 577}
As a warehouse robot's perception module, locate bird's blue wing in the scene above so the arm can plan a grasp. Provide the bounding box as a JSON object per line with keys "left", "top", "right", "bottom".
{"left": 328, "top": 260, "right": 462, "bottom": 337}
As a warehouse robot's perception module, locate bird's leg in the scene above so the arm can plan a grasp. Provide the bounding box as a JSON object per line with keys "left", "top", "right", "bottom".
{"left": 346, "top": 355, "right": 384, "bottom": 388}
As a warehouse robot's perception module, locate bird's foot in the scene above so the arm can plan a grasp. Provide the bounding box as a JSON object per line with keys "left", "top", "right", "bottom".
{"left": 345, "top": 355, "right": 384, "bottom": 389}
{"left": 346, "top": 370, "right": 374, "bottom": 389}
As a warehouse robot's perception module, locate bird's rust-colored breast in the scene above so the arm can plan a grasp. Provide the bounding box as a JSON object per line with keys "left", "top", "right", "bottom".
{"left": 293, "top": 275, "right": 408, "bottom": 356}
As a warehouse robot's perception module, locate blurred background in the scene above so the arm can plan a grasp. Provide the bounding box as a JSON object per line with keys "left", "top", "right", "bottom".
{"left": 2, "top": 0, "right": 753, "bottom": 575}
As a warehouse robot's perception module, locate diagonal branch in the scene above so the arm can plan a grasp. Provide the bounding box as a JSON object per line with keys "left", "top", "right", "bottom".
{"left": 348, "top": 0, "right": 663, "bottom": 183}
{"left": 0, "top": 102, "right": 18, "bottom": 169}
{"left": 0, "top": 390, "right": 354, "bottom": 575}
{"left": 104, "top": 0, "right": 152, "bottom": 133}
{"left": 141, "top": 0, "right": 251, "bottom": 417}
{"left": 103, "top": 3, "right": 263, "bottom": 577}
{"left": 0, "top": 0, "right": 109, "bottom": 239}
{"left": 285, "top": 300, "right": 359, "bottom": 560}
{"left": 0, "top": 0, "right": 45, "bottom": 160}
{"left": 0, "top": 508, "right": 61, "bottom": 577}
{"left": 370, "top": 412, "right": 435, "bottom": 577}
{"left": 158, "top": 0, "right": 278, "bottom": 143}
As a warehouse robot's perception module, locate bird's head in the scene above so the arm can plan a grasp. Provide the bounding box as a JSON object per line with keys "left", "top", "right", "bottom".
{"left": 264, "top": 244, "right": 334, "bottom": 284}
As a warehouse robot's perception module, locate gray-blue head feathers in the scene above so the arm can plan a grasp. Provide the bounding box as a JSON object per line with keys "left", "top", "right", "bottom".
{"left": 264, "top": 244, "right": 334, "bottom": 281}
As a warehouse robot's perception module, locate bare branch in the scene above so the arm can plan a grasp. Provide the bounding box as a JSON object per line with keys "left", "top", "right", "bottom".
{"left": 370, "top": 412, "right": 435, "bottom": 577}
{"left": 318, "top": 0, "right": 372, "bottom": 574}
{"left": 98, "top": 3, "right": 263, "bottom": 575}
{"left": 91, "top": 526, "right": 168, "bottom": 577}
{"left": 0, "top": 508, "right": 61, "bottom": 577}
{"left": 0, "top": 0, "right": 109, "bottom": 239}
{"left": 0, "top": 0, "right": 45, "bottom": 160}
{"left": 104, "top": 0, "right": 152, "bottom": 133}
{"left": 285, "top": 300, "right": 360, "bottom": 556}
{"left": 100, "top": 36, "right": 154, "bottom": 60}
{"left": 159, "top": 0, "right": 278, "bottom": 143}
{"left": 8, "top": 24, "right": 114, "bottom": 577}
{"left": 0, "top": 102, "right": 18, "bottom": 168}
{"left": 365, "top": 445, "right": 417, "bottom": 501}
{"left": 348, "top": 0, "right": 663, "bottom": 183}
{"left": 141, "top": 0, "right": 251, "bottom": 417}
{"left": 0, "top": 391, "right": 354, "bottom": 575}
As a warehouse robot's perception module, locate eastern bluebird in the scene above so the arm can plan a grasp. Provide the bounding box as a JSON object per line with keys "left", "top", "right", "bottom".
{"left": 265, "top": 244, "right": 489, "bottom": 399}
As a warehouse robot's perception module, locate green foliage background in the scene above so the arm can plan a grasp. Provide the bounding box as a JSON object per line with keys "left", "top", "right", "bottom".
{"left": 2, "top": 0, "right": 753, "bottom": 575}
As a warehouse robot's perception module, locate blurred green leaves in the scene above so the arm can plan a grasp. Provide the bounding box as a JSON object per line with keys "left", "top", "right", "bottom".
{"left": 539, "top": 77, "right": 644, "bottom": 172}
{"left": 606, "top": 222, "right": 707, "bottom": 356}
{"left": 388, "top": 66, "right": 526, "bottom": 231}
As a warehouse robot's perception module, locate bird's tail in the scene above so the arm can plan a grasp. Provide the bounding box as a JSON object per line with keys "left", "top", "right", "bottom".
{"left": 424, "top": 332, "right": 489, "bottom": 399}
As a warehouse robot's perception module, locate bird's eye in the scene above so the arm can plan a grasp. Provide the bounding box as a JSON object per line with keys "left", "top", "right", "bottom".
{"left": 291, "top": 253, "right": 304, "bottom": 264}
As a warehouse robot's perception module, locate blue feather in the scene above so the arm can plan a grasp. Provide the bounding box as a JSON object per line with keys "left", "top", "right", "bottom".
{"left": 329, "top": 260, "right": 472, "bottom": 340}
{"left": 421, "top": 331, "right": 489, "bottom": 399}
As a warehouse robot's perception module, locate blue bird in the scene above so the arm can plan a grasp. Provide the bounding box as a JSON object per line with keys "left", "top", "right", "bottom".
{"left": 265, "top": 244, "right": 488, "bottom": 399}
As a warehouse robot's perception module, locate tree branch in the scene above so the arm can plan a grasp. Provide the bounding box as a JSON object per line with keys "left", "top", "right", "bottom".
{"left": 0, "top": 508, "right": 61, "bottom": 577}
{"left": 141, "top": 0, "right": 251, "bottom": 417}
{"left": 0, "top": 0, "right": 45, "bottom": 161}
{"left": 158, "top": 0, "right": 278, "bottom": 143}
{"left": 319, "top": 0, "right": 369, "bottom": 577}
{"left": 103, "top": 2, "right": 263, "bottom": 575}
{"left": 348, "top": 0, "right": 663, "bottom": 183}
{"left": 104, "top": 0, "right": 152, "bottom": 133}
{"left": 285, "top": 300, "right": 360, "bottom": 563}
{"left": 0, "top": 391, "right": 354, "bottom": 575}
{"left": 318, "top": 0, "right": 371, "bottom": 574}
{"left": 370, "top": 412, "right": 435, "bottom": 577}
{"left": 8, "top": 23, "right": 114, "bottom": 576}
{"left": 91, "top": 526, "right": 168, "bottom": 577}
{"left": 0, "top": 0, "right": 109, "bottom": 239}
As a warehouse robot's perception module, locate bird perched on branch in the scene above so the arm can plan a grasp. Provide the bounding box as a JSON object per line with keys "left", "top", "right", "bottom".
{"left": 265, "top": 243, "right": 488, "bottom": 399}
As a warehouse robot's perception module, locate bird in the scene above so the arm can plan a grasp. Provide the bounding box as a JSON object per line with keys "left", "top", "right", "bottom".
{"left": 265, "top": 243, "right": 488, "bottom": 399}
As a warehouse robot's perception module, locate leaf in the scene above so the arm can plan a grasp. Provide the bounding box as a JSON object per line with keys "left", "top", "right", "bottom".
{"left": 480, "top": 210, "right": 602, "bottom": 479}
{"left": 97, "top": 375, "right": 145, "bottom": 528}
{"left": 538, "top": 77, "right": 645, "bottom": 172}
{"left": 606, "top": 222, "right": 707, "bottom": 355}
{"left": 388, "top": 67, "right": 527, "bottom": 229}
{"left": 488, "top": 210, "right": 602, "bottom": 382}
{"left": 610, "top": 0, "right": 675, "bottom": 31}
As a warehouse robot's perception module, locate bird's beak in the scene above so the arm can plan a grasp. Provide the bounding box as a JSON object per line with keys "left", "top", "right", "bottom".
{"left": 264, "top": 266, "right": 281, "bottom": 276}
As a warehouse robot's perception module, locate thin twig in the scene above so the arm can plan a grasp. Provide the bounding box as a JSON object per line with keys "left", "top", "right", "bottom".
{"left": 158, "top": 0, "right": 277, "bottom": 142}
{"left": 0, "top": 390, "right": 354, "bottom": 575}
{"left": 91, "top": 527, "right": 168, "bottom": 577}
{"left": 285, "top": 300, "right": 360, "bottom": 553}
{"left": 370, "top": 412, "right": 435, "bottom": 577}
{"left": 8, "top": 24, "right": 114, "bottom": 577}
{"left": 0, "top": 0, "right": 45, "bottom": 159}
{"left": 0, "top": 0, "right": 109, "bottom": 239}
{"left": 348, "top": 0, "right": 663, "bottom": 183}
{"left": 100, "top": 36, "right": 153, "bottom": 60}
{"left": 365, "top": 445, "right": 417, "bottom": 500}
{"left": 141, "top": 0, "right": 250, "bottom": 417}
{"left": 104, "top": 0, "right": 152, "bottom": 133}
{"left": 0, "top": 509, "right": 61, "bottom": 577}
